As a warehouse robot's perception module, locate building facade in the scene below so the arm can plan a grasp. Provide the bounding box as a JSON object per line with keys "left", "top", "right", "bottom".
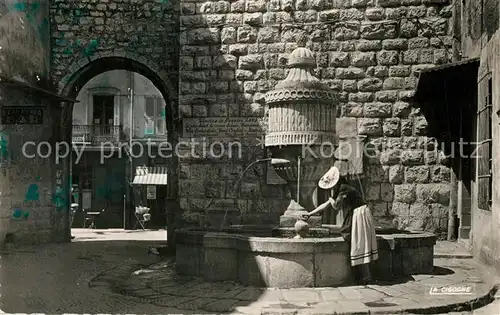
{"left": 414, "top": 0, "right": 500, "bottom": 273}
{"left": 458, "top": 0, "right": 500, "bottom": 272}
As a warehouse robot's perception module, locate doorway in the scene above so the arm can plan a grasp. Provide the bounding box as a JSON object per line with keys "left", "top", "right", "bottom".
{"left": 93, "top": 95, "right": 115, "bottom": 139}
{"left": 93, "top": 95, "right": 114, "bottom": 125}
{"left": 63, "top": 62, "right": 175, "bottom": 247}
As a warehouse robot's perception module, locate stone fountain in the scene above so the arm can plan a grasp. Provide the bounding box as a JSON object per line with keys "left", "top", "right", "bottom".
{"left": 174, "top": 45, "right": 437, "bottom": 289}
{"left": 265, "top": 43, "right": 337, "bottom": 231}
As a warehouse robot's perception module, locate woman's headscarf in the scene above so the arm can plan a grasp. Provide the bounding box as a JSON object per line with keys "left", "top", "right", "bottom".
{"left": 335, "top": 184, "right": 365, "bottom": 209}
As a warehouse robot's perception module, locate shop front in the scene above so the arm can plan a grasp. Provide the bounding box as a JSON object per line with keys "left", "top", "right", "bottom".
{"left": 130, "top": 166, "right": 168, "bottom": 229}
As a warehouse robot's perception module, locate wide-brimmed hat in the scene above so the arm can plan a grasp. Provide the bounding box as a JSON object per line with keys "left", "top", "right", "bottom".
{"left": 318, "top": 166, "right": 340, "bottom": 190}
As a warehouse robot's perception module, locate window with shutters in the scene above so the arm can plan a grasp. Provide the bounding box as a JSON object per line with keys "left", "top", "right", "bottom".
{"left": 144, "top": 96, "right": 166, "bottom": 136}
{"left": 476, "top": 76, "right": 493, "bottom": 210}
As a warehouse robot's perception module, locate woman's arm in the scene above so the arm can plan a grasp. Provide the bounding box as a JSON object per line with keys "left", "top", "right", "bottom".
{"left": 307, "top": 197, "right": 336, "bottom": 216}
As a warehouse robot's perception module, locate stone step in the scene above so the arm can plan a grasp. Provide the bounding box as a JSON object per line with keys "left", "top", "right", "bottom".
{"left": 434, "top": 240, "right": 473, "bottom": 259}
{"left": 458, "top": 238, "right": 472, "bottom": 250}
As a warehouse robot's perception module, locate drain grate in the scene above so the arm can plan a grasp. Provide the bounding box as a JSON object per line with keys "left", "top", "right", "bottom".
{"left": 364, "top": 301, "right": 398, "bottom": 307}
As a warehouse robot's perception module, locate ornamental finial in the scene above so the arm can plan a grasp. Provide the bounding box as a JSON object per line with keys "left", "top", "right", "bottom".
{"left": 296, "top": 33, "right": 307, "bottom": 47}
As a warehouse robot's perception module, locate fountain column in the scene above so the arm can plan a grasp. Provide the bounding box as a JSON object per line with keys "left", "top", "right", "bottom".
{"left": 265, "top": 44, "right": 338, "bottom": 228}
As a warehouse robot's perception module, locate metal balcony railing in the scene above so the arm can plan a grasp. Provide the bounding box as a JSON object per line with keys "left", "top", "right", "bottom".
{"left": 72, "top": 125, "right": 123, "bottom": 146}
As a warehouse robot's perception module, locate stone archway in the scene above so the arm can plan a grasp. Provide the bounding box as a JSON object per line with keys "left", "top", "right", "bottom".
{"left": 58, "top": 54, "right": 178, "bottom": 121}
{"left": 57, "top": 55, "right": 180, "bottom": 246}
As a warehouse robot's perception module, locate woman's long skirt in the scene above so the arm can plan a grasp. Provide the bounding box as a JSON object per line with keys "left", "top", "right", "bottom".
{"left": 340, "top": 205, "right": 379, "bottom": 283}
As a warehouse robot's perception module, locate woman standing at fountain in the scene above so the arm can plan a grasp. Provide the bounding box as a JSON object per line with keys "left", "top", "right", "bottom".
{"left": 303, "top": 166, "right": 378, "bottom": 285}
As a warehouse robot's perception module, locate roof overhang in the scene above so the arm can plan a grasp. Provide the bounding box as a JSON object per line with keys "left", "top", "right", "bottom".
{"left": 414, "top": 58, "right": 480, "bottom": 151}
{"left": 413, "top": 58, "right": 480, "bottom": 164}
{"left": 0, "top": 75, "right": 79, "bottom": 103}
{"left": 415, "top": 58, "right": 480, "bottom": 103}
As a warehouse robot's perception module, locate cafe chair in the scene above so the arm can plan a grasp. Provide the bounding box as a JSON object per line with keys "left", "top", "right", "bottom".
{"left": 83, "top": 208, "right": 106, "bottom": 229}
{"left": 134, "top": 206, "right": 151, "bottom": 230}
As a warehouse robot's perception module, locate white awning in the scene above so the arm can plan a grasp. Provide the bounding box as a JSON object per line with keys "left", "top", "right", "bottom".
{"left": 132, "top": 166, "right": 168, "bottom": 185}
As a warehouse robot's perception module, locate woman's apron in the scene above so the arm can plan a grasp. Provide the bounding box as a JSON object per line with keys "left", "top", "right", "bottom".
{"left": 340, "top": 204, "right": 379, "bottom": 266}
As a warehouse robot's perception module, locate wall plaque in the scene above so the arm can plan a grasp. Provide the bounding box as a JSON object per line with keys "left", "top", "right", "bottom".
{"left": 334, "top": 137, "right": 365, "bottom": 176}
{"left": 147, "top": 185, "right": 156, "bottom": 200}
{"left": 266, "top": 162, "right": 287, "bottom": 185}
{"left": 183, "top": 117, "right": 264, "bottom": 138}
{"left": 1, "top": 107, "right": 43, "bottom": 124}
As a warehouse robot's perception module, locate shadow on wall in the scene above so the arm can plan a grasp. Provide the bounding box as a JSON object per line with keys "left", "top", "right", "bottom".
{"left": 362, "top": 112, "right": 452, "bottom": 240}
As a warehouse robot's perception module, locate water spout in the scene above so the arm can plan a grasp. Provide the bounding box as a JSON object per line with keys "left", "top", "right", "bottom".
{"left": 270, "top": 158, "right": 292, "bottom": 165}
{"left": 220, "top": 158, "right": 290, "bottom": 230}
{"left": 232, "top": 158, "right": 291, "bottom": 195}
{"left": 219, "top": 157, "right": 365, "bottom": 232}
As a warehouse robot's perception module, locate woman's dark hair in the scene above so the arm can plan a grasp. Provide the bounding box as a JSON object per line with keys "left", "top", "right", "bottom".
{"left": 336, "top": 184, "right": 365, "bottom": 209}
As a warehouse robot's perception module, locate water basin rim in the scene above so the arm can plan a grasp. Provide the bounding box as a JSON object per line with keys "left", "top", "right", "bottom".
{"left": 200, "top": 231, "right": 436, "bottom": 241}
{"left": 203, "top": 232, "right": 346, "bottom": 242}
{"left": 202, "top": 234, "right": 349, "bottom": 253}
{"left": 175, "top": 227, "right": 436, "bottom": 238}
{"left": 176, "top": 227, "right": 435, "bottom": 235}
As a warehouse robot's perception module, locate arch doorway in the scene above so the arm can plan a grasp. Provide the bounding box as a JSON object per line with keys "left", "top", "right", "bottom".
{"left": 58, "top": 57, "right": 179, "bottom": 248}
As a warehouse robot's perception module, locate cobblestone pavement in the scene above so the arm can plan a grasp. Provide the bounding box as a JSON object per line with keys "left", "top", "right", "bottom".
{"left": 113, "top": 257, "right": 499, "bottom": 315}
{"left": 0, "top": 228, "right": 191, "bottom": 314}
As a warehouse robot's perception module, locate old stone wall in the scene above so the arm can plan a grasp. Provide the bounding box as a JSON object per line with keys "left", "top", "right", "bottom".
{"left": 0, "top": 0, "right": 66, "bottom": 245}
{"left": 457, "top": 0, "right": 500, "bottom": 269}
{"left": 50, "top": 0, "right": 179, "bottom": 105}
{"left": 471, "top": 28, "right": 500, "bottom": 274}
{"left": 0, "top": 88, "right": 64, "bottom": 245}
{"left": 459, "top": 0, "right": 499, "bottom": 59}
{"left": 0, "top": 0, "right": 51, "bottom": 84}
{"left": 178, "top": 0, "right": 454, "bottom": 237}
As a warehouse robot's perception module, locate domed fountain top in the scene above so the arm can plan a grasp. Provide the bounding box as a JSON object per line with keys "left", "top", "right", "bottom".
{"left": 265, "top": 46, "right": 336, "bottom": 104}
{"left": 287, "top": 47, "right": 316, "bottom": 69}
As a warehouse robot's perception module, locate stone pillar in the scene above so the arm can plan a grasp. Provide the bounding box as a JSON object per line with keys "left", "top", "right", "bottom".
{"left": 0, "top": 1, "right": 70, "bottom": 245}
{"left": 0, "top": 86, "right": 66, "bottom": 245}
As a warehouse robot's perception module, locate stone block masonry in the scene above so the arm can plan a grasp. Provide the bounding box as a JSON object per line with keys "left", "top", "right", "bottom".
{"left": 179, "top": 0, "right": 454, "bottom": 237}
{"left": 0, "top": 88, "right": 66, "bottom": 245}
{"left": 0, "top": 1, "right": 68, "bottom": 245}
{"left": 50, "top": 0, "right": 179, "bottom": 115}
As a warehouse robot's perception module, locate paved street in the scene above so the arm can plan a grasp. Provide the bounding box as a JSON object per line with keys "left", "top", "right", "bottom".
{"left": 116, "top": 257, "right": 499, "bottom": 314}
{"left": 0, "top": 228, "right": 187, "bottom": 314}
{"left": 0, "top": 229, "right": 499, "bottom": 314}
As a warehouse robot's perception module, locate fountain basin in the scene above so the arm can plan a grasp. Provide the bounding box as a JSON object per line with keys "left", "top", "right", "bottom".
{"left": 175, "top": 226, "right": 436, "bottom": 288}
